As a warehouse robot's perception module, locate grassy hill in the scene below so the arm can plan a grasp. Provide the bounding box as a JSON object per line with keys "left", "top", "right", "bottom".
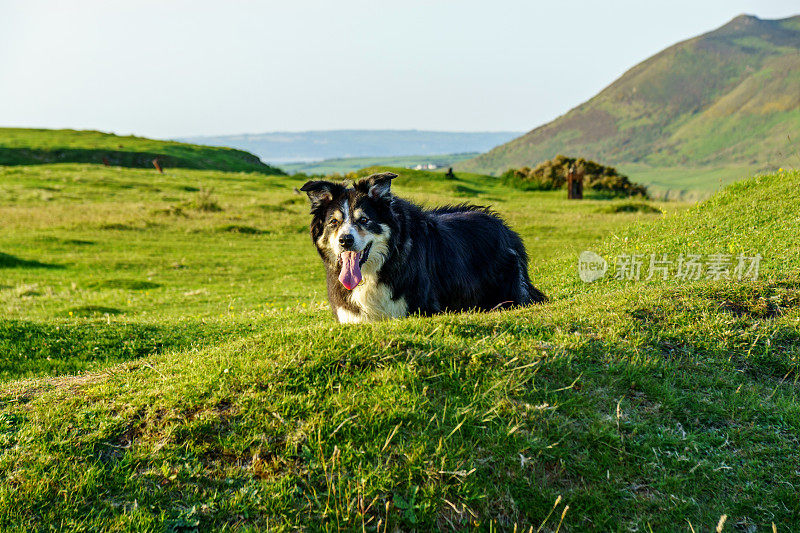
{"left": 0, "top": 128, "right": 285, "bottom": 175}
{"left": 1, "top": 158, "right": 799, "bottom": 529}
{"left": 458, "top": 14, "right": 800, "bottom": 179}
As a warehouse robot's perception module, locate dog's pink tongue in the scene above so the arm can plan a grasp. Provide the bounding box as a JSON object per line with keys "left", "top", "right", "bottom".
{"left": 338, "top": 251, "right": 362, "bottom": 290}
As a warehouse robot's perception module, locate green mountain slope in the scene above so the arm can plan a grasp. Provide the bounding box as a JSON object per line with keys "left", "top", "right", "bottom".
{"left": 458, "top": 14, "right": 800, "bottom": 176}
{"left": 0, "top": 128, "right": 285, "bottom": 175}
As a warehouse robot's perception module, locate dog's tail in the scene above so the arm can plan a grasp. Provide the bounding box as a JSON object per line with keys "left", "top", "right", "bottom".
{"left": 526, "top": 281, "right": 548, "bottom": 304}
{"left": 517, "top": 255, "right": 547, "bottom": 304}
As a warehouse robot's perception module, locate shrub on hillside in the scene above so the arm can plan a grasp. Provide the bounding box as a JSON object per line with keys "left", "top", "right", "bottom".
{"left": 193, "top": 187, "right": 223, "bottom": 212}
{"left": 502, "top": 155, "right": 648, "bottom": 197}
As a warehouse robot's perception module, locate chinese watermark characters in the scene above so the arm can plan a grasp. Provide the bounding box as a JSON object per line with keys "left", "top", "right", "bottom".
{"left": 579, "top": 251, "right": 761, "bottom": 282}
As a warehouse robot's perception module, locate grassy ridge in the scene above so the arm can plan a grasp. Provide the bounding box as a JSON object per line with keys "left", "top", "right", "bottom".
{"left": 1, "top": 163, "right": 799, "bottom": 529}
{"left": 0, "top": 128, "right": 285, "bottom": 175}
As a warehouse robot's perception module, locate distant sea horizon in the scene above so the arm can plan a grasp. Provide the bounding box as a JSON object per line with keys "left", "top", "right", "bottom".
{"left": 177, "top": 129, "right": 524, "bottom": 164}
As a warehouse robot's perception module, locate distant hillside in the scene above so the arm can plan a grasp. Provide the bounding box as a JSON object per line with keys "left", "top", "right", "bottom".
{"left": 178, "top": 130, "right": 522, "bottom": 164}
{"left": 0, "top": 128, "right": 285, "bottom": 175}
{"left": 458, "top": 14, "right": 800, "bottom": 175}
{"left": 281, "top": 153, "right": 477, "bottom": 175}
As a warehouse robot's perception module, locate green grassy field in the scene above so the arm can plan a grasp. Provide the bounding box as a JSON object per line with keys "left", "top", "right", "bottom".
{"left": 1, "top": 159, "right": 799, "bottom": 530}
{"left": 282, "top": 153, "right": 478, "bottom": 175}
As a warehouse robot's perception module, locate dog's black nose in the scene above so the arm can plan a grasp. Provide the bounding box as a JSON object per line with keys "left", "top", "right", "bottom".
{"left": 339, "top": 234, "right": 355, "bottom": 249}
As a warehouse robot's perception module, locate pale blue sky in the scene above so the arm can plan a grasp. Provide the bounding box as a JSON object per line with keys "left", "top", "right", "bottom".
{"left": 1, "top": 0, "right": 797, "bottom": 138}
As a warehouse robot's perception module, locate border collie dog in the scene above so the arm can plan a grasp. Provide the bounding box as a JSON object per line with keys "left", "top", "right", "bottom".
{"left": 301, "top": 172, "right": 546, "bottom": 323}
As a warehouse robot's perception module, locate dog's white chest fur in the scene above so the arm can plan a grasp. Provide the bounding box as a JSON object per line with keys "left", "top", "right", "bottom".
{"left": 337, "top": 277, "right": 407, "bottom": 323}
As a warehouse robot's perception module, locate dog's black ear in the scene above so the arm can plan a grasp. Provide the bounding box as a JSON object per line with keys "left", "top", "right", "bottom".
{"left": 300, "top": 180, "right": 337, "bottom": 210}
{"left": 361, "top": 172, "right": 397, "bottom": 199}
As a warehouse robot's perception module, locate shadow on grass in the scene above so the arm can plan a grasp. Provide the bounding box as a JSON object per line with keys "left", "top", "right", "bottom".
{"left": 452, "top": 184, "right": 484, "bottom": 196}
{"left": 0, "top": 319, "right": 260, "bottom": 382}
{"left": 0, "top": 252, "right": 64, "bottom": 269}
{"left": 87, "top": 279, "right": 161, "bottom": 290}
{"left": 217, "top": 224, "right": 269, "bottom": 235}
{"left": 0, "top": 321, "right": 181, "bottom": 382}
{"left": 599, "top": 202, "right": 662, "bottom": 214}
{"left": 60, "top": 306, "right": 124, "bottom": 317}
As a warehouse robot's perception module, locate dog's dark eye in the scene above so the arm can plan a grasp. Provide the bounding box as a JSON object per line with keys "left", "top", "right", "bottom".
{"left": 358, "top": 216, "right": 369, "bottom": 225}
{"left": 328, "top": 219, "right": 339, "bottom": 227}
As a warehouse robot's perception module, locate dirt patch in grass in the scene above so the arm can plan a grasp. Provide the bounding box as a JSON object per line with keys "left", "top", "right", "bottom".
{"left": 719, "top": 293, "right": 799, "bottom": 319}
{"left": 702, "top": 282, "right": 800, "bottom": 320}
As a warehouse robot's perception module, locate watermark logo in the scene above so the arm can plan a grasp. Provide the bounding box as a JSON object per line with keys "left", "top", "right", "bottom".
{"left": 578, "top": 251, "right": 761, "bottom": 283}
{"left": 578, "top": 251, "right": 608, "bottom": 282}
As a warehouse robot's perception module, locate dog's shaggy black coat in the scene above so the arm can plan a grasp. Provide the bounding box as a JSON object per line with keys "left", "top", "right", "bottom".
{"left": 302, "top": 173, "right": 546, "bottom": 320}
